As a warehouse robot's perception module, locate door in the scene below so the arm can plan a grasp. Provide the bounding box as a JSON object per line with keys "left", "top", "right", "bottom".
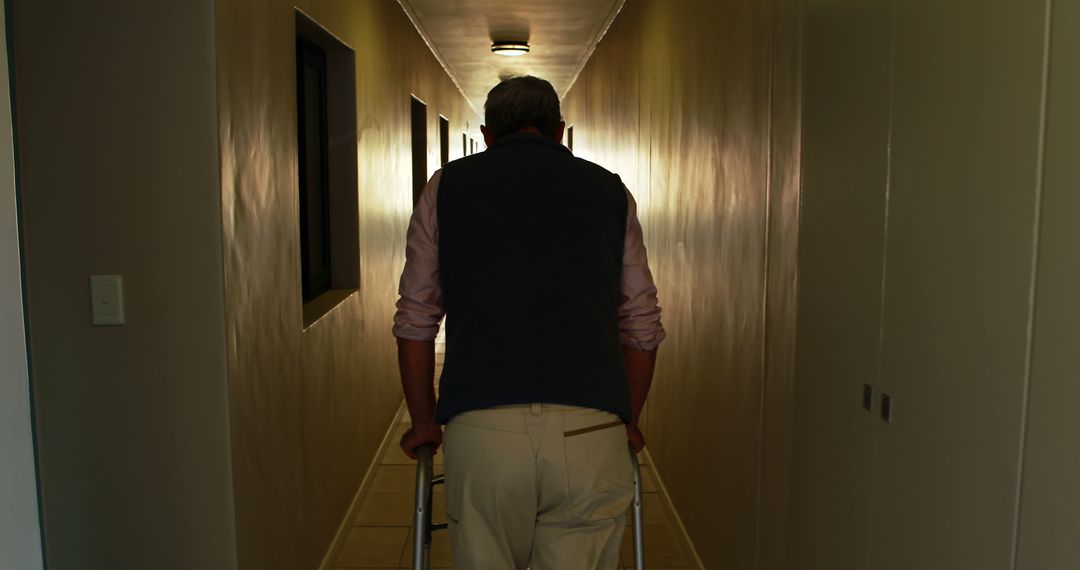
{"left": 790, "top": 1, "right": 894, "bottom": 568}
{"left": 867, "top": 1, "right": 1049, "bottom": 568}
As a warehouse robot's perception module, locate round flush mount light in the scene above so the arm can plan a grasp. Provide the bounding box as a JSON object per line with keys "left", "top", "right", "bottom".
{"left": 491, "top": 40, "right": 530, "bottom": 56}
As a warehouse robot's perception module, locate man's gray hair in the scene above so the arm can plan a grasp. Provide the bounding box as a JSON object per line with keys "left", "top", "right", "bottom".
{"left": 483, "top": 76, "right": 562, "bottom": 141}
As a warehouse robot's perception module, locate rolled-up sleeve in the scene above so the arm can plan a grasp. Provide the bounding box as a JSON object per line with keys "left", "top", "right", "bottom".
{"left": 392, "top": 171, "right": 445, "bottom": 341}
{"left": 619, "top": 188, "right": 666, "bottom": 350}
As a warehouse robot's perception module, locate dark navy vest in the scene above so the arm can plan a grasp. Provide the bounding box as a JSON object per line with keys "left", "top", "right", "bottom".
{"left": 434, "top": 132, "right": 630, "bottom": 424}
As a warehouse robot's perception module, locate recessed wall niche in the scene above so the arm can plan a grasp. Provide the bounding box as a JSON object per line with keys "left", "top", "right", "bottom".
{"left": 295, "top": 10, "right": 359, "bottom": 327}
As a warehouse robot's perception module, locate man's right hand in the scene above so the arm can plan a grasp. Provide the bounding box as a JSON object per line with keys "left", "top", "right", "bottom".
{"left": 627, "top": 423, "right": 645, "bottom": 453}
{"left": 400, "top": 424, "right": 444, "bottom": 460}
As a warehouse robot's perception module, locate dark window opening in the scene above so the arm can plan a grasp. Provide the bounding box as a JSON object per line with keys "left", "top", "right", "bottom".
{"left": 567, "top": 125, "right": 574, "bottom": 152}
{"left": 439, "top": 116, "right": 450, "bottom": 166}
{"left": 462, "top": 133, "right": 467, "bottom": 158}
{"left": 295, "top": 11, "right": 360, "bottom": 324}
{"left": 411, "top": 96, "right": 427, "bottom": 207}
{"left": 297, "top": 37, "right": 332, "bottom": 301}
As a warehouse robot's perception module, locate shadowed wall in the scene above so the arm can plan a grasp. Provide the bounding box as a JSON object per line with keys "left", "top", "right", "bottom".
{"left": 792, "top": 0, "right": 1079, "bottom": 568}
{"left": 12, "top": 0, "right": 237, "bottom": 566}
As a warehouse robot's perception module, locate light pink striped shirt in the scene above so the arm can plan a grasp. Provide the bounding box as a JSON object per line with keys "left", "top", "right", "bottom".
{"left": 393, "top": 170, "right": 666, "bottom": 351}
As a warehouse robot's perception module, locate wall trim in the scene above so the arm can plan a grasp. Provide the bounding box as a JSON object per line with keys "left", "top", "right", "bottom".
{"left": 395, "top": 0, "right": 480, "bottom": 118}
{"left": 560, "top": 0, "right": 627, "bottom": 102}
{"left": 642, "top": 448, "right": 707, "bottom": 570}
{"left": 318, "top": 402, "right": 408, "bottom": 570}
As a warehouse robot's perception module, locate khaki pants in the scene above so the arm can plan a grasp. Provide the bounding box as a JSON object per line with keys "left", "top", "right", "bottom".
{"left": 442, "top": 403, "right": 633, "bottom": 570}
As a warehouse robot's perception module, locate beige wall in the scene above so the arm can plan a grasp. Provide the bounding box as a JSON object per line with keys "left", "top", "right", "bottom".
{"left": 793, "top": 0, "right": 1074, "bottom": 568}
{"left": 1015, "top": 1, "right": 1080, "bottom": 566}
{"left": 0, "top": 2, "right": 44, "bottom": 567}
{"left": 790, "top": 1, "right": 895, "bottom": 567}
{"left": 215, "top": 1, "right": 479, "bottom": 567}
{"left": 12, "top": 0, "right": 238, "bottom": 567}
{"left": 562, "top": 0, "right": 803, "bottom": 567}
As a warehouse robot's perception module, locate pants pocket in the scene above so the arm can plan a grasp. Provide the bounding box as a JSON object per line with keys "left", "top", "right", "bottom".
{"left": 562, "top": 411, "right": 634, "bottom": 521}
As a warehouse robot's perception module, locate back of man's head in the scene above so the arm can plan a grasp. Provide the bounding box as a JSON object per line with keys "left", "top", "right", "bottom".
{"left": 483, "top": 76, "right": 562, "bottom": 141}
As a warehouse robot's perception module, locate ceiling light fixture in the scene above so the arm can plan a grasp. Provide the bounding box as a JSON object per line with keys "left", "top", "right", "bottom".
{"left": 491, "top": 40, "right": 530, "bottom": 57}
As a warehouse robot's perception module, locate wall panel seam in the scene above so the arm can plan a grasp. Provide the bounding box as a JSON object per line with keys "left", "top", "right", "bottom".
{"left": 753, "top": 0, "right": 777, "bottom": 566}
{"left": 1009, "top": 1, "right": 1055, "bottom": 567}
{"left": 864, "top": 0, "right": 899, "bottom": 567}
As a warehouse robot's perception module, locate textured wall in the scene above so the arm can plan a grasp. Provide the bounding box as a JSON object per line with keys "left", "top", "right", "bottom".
{"left": 562, "top": 0, "right": 802, "bottom": 567}
{"left": 12, "top": 0, "right": 237, "bottom": 567}
{"left": 215, "top": 1, "right": 478, "bottom": 567}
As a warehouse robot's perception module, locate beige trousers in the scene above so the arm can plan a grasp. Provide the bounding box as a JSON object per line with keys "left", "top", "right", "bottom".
{"left": 442, "top": 403, "right": 633, "bottom": 570}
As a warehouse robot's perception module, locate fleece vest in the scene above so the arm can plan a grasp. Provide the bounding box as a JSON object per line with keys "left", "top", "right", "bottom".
{"left": 434, "top": 132, "right": 630, "bottom": 424}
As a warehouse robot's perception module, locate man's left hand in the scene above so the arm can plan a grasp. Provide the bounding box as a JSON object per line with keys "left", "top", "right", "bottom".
{"left": 400, "top": 424, "right": 443, "bottom": 460}
{"left": 627, "top": 423, "right": 645, "bottom": 453}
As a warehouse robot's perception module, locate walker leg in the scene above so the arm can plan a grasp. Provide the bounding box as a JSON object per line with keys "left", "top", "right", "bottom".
{"left": 413, "top": 445, "right": 434, "bottom": 570}
{"left": 631, "top": 451, "right": 646, "bottom": 570}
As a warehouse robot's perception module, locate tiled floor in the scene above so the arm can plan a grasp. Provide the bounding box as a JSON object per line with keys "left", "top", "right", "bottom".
{"left": 334, "top": 351, "right": 694, "bottom": 569}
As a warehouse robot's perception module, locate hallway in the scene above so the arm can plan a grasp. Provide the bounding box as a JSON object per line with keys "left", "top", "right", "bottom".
{"left": 4, "top": 0, "right": 1079, "bottom": 569}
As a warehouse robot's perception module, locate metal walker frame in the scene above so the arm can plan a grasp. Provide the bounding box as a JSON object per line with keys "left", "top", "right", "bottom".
{"left": 412, "top": 444, "right": 646, "bottom": 570}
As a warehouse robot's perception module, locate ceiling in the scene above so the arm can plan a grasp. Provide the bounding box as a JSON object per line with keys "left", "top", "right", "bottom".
{"left": 398, "top": 0, "right": 625, "bottom": 119}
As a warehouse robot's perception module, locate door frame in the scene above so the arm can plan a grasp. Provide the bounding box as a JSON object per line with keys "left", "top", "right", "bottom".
{"left": 0, "top": 0, "right": 45, "bottom": 566}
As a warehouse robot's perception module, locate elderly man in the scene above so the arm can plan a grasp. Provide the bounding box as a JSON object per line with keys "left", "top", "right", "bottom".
{"left": 393, "top": 75, "right": 664, "bottom": 570}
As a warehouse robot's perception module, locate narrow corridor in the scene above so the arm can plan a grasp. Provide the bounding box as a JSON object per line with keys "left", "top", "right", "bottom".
{"left": 7, "top": 0, "right": 1080, "bottom": 569}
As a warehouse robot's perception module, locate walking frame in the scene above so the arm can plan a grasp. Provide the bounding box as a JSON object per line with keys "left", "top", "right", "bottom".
{"left": 412, "top": 444, "right": 647, "bottom": 570}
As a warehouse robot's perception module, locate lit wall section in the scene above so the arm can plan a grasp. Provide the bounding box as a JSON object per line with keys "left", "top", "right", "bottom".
{"left": 215, "top": 1, "right": 479, "bottom": 567}
{"left": 563, "top": 0, "right": 802, "bottom": 567}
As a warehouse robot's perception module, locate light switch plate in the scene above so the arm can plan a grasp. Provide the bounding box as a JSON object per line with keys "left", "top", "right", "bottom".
{"left": 90, "top": 275, "right": 125, "bottom": 326}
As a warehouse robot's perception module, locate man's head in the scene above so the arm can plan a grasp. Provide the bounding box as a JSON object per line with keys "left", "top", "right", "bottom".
{"left": 481, "top": 76, "right": 565, "bottom": 146}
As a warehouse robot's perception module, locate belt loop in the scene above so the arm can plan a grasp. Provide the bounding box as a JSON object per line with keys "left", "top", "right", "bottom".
{"left": 530, "top": 403, "right": 542, "bottom": 416}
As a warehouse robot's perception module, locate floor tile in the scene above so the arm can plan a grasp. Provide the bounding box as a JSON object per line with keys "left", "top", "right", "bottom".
{"left": 354, "top": 492, "right": 414, "bottom": 526}
{"left": 619, "top": 524, "right": 690, "bottom": 568}
{"left": 381, "top": 442, "right": 415, "bottom": 465}
{"left": 398, "top": 527, "right": 454, "bottom": 568}
{"left": 336, "top": 526, "right": 409, "bottom": 568}
{"left": 626, "top": 493, "right": 671, "bottom": 527}
{"left": 371, "top": 465, "right": 418, "bottom": 493}
{"left": 638, "top": 465, "right": 657, "bottom": 492}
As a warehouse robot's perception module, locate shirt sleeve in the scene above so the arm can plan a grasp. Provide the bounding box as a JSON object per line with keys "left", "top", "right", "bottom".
{"left": 392, "top": 170, "right": 444, "bottom": 341}
{"left": 619, "top": 187, "right": 666, "bottom": 350}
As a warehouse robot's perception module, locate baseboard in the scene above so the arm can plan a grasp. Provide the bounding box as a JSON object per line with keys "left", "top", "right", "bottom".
{"left": 641, "top": 448, "right": 707, "bottom": 570}
{"left": 318, "top": 401, "right": 407, "bottom": 570}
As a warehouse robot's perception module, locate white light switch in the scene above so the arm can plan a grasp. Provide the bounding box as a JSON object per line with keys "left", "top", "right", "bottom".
{"left": 90, "top": 275, "right": 125, "bottom": 326}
